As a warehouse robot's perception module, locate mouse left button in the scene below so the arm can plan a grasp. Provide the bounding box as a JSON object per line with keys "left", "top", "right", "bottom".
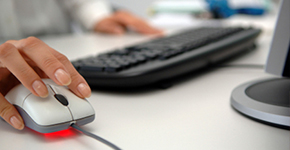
{"left": 5, "top": 84, "right": 31, "bottom": 107}
{"left": 22, "top": 94, "right": 73, "bottom": 126}
{"left": 14, "top": 105, "right": 71, "bottom": 133}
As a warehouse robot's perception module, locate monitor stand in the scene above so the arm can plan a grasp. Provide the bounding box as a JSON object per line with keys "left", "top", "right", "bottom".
{"left": 231, "top": 78, "right": 290, "bottom": 129}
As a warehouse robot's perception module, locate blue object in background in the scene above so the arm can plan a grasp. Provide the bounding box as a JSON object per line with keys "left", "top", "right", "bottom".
{"left": 236, "top": 8, "right": 265, "bottom": 16}
{"left": 206, "top": 0, "right": 267, "bottom": 18}
{"left": 206, "top": 0, "right": 236, "bottom": 18}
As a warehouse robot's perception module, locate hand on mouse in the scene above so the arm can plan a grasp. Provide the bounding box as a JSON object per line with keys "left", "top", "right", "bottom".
{"left": 0, "top": 37, "right": 91, "bottom": 130}
{"left": 94, "top": 10, "right": 163, "bottom": 35}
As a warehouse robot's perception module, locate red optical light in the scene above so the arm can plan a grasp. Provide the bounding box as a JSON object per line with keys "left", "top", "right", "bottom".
{"left": 28, "top": 127, "right": 77, "bottom": 139}
{"left": 44, "top": 128, "right": 76, "bottom": 137}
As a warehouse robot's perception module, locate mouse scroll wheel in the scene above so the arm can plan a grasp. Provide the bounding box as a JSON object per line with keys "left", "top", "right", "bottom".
{"left": 54, "top": 94, "right": 69, "bottom": 106}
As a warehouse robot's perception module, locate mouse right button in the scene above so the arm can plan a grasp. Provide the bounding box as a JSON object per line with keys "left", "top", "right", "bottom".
{"left": 59, "top": 87, "right": 95, "bottom": 124}
{"left": 5, "top": 84, "right": 31, "bottom": 107}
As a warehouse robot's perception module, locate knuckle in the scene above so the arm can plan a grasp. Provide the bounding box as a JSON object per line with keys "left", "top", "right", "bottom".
{"left": 20, "top": 36, "right": 41, "bottom": 49}
{"left": 70, "top": 71, "right": 80, "bottom": 82}
{"left": 41, "top": 57, "right": 59, "bottom": 70}
{"left": 9, "top": 64, "right": 36, "bottom": 82}
{"left": 116, "top": 10, "right": 129, "bottom": 16}
{"left": 126, "top": 19, "right": 138, "bottom": 26}
{"left": 0, "top": 104, "right": 14, "bottom": 119}
{"left": 5, "top": 40, "right": 17, "bottom": 43}
{"left": 17, "top": 65, "right": 34, "bottom": 78}
{"left": 70, "top": 71, "right": 83, "bottom": 86}
{"left": 25, "top": 36, "right": 41, "bottom": 43}
{"left": 55, "top": 53, "right": 69, "bottom": 63}
{"left": 0, "top": 43, "right": 16, "bottom": 58}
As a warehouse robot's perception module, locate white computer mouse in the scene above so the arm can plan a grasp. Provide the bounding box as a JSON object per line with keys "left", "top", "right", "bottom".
{"left": 5, "top": 79, "right": 95, "bottom": 133}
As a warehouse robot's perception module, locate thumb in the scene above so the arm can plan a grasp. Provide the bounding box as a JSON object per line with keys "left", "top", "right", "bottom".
{"left": 0, "top": 93, "right": 24, "bottom": 130}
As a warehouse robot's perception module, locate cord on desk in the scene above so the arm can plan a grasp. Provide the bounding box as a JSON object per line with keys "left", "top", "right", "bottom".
{"left": 71, "top": 123, "right": 122, "bottom": 150}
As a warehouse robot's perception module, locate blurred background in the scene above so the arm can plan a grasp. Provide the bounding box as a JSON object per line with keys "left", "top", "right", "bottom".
{"left": 108, "top": 0, "right": 281, "bottom": 19}
{"left": 108, "top": 0, "right": 281, "bottom": 32}
{"left": 108, "top": 0, "right": 156, "bottom": 18}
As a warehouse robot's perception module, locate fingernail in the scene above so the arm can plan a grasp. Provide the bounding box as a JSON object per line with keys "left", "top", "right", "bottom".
{"left": 77, "top": 83, "right": 91, "bottom": 98}
{"left": 10, "top": 116, "right": 24, "bottom": 130}
{"left": 32, "top": 80, "right": 48, "bottom": 98}
{"left": 54, "top": 69, "right": 71, "bottom": 86}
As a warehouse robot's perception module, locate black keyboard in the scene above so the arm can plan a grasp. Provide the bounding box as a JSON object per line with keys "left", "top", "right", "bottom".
{"left": 72, "top": 27, "right": 261, "bottom": 88}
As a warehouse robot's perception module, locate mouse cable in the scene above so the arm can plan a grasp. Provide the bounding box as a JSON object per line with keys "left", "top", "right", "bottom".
{"left": 71, "top": 123, "right": 122, "bottom": 150}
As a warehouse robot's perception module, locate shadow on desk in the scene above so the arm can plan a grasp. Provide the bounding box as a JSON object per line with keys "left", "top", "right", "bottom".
{"left": 90, "top": 65, "right": 230, "bottom": 96}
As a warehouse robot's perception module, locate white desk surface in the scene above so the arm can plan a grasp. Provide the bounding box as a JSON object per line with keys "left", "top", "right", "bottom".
{"left": 1, "top": 14, "right": 289, "bottom": 150}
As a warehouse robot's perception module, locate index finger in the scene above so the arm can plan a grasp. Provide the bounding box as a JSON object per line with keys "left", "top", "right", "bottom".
{"left": 8, "top": 37, "right": 91, "bottom": 98}
{"left": 8, "top": 37, "right": 72, "bottom": 86}
{"left": 0, "top": 42, "right": 49, "bottom": 98}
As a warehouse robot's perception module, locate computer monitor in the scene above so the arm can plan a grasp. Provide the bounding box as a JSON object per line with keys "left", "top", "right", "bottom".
{"left": 230, "top": 0, "right": 290, "bottom": 129}
{"left": 265, "top": 0, "right": 290, "bottom": 77}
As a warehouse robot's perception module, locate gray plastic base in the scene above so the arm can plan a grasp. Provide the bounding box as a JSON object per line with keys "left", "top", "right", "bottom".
{"left": 231, "top": 78, "right": 290, "bottom": 128}
{"left": 15, "top": 105, "right": 95, "bottom": 133}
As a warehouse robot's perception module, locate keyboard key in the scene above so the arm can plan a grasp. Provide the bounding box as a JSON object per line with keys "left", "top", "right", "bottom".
{"left": 79, "top": 62, "right": 104, "bottom": 72}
